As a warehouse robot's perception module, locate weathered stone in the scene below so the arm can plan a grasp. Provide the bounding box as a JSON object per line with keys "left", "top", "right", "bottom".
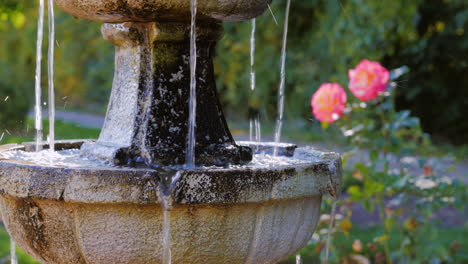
{"left": 238, "top": 141, "right": 298, "bottom": 157}
{"left": 81, "top": 22, "right": 252, "bottom": 166}
{"left": 0, "top": 142, "right": 342, "bottom": 264}
{"left": 54, "top": 0, "right": 272, "bottom": 23}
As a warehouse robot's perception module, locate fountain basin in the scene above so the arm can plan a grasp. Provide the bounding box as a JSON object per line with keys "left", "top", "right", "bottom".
{"left": 54, "top": 0, "right": 272, "bottom": 23}
{"left": 0, "top": 141, "right": 341, "bottom": 264}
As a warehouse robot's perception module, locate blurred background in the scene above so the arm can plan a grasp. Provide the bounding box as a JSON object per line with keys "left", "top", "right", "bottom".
{"left": 0, "top": 0, "right": 467, "bottom": 145}
{"left": 0, "top": 0, "right": 467, "bottom": 263}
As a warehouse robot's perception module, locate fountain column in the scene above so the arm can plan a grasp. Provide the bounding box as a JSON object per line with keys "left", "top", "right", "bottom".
{"left": 81, "top": 22, "right": 252, "bottom": 166}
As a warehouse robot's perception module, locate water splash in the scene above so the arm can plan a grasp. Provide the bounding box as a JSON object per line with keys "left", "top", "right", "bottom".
{"left": 323, "top": 199, "right": 338, "bottom": 264}
{"left": 10, "top": 240, "right": 18, "bottom": 264}
{"left": 161, "top": 171, "right": 182, "bottom": 264}
{"left": 47, "top": 0, "right": 56, "bottom": 151}
{"left": 34, "top": 0, "right": 45, "bottom": 152}
{"left": 2, "top": 149, "right": 316, "bottom": 169}
{"left": 273, "top": 0, "right": 292, "bottom": 156}
{"left": 186, "top": 0, "right": 198, "bottom": 168}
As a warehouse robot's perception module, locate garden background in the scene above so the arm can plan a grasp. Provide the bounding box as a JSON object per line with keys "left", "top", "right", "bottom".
{"left": 0, "top": 0, "right": 467, "bottom": 263}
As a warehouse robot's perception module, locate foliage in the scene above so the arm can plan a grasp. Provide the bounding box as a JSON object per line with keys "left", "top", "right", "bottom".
{"left": 308, "top": 65, "right": 467, "bottom": 263}
{"left": 216, "top": 0, "right": 421, "bottom": 120}
{"left": 386, "top": 0, "right": 468, "bottom": 144}
{"left": 0, "top": 0, "right": 113, "bottom": 133}
{"left": 1, "top": 1, "right": 467, "bottom": 143}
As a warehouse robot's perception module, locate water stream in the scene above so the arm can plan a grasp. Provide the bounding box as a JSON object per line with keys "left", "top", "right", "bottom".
{"left": 160, "top": 171, "right": 182, "bottom": 264}
{"left": 255, "top": 118, "right": 261, "bottom": 149}
{"left": 323, "top": 199, "right": 338, "bottom": 264}
{"left": 34, "top": 0, "right": 45, "bottom": 151}
{"left": 250, "top": 19, "right": 256, "bottom": 91}
{"left": 273, "top": 0, "right": 292, "bottom": 156}
{"left": 296, "top": 254, "right": 302, "bottom": 264}
{"left": 47, "top": 0, "right": 56, "bottom": 151}
{"left": 10, "top": 240, "right": 18, "bottom": 264}
{"left": 186, "top": 0, "right": 198, "bottom": 168}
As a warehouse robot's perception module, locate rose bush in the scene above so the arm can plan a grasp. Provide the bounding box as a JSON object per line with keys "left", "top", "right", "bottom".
{"left": 307, "top": 60, "right": 467, "bottom": 264}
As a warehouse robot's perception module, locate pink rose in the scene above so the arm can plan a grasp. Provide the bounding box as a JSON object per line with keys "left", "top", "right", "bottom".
{"left": 311, "top": 83, "right": 347, "bottom": 123}
{"left": 348, "top": 60, "right": 390, "bottom": 101}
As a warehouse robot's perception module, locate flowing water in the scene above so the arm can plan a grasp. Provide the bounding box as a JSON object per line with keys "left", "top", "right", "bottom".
{"left": 10, "top": 240, "right": 18, "bottom": 264}
{"left": 34, "top": 0, "right": 45, "bottom": 151}
{"left": 250, "top": 19, "right": 256, "bottom": 91}
{"left": 255, "top": 118, "right": 261, "bottom": 149}
{"left": 273, "top": 0, "right": 292, "bottom": 156}
{"left": 249, "top": 18, "right": 262, "bottom": 150}
{"left": 47, "top": 0, "right": 56, "bottom": 151}
{"left": 249, "top": 119, "right": 254, "bottom": 141}
{"left": 186, "top": 0, "right": 198, "bottom": 168}
{"left": 296, "top": 254, "right": 302, "bottom": 264}
{"left": 323, "top": 199, "right": 338, "bottom": 264}
{"left": 267, "top": 4, "right": 279, "bottom": 26}
{"left": 161, "top": 171, "right": 182, "bottom": 264}
{"left": 1, "top": 148, "right": 320, "bottom": 169}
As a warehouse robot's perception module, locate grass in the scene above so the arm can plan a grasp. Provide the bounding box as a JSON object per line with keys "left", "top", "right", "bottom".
{"left": 0, "top": 225, "right": 40, "bottom": 264}
{"left": 1, "top": 118, "right": 100, "bottom": 145}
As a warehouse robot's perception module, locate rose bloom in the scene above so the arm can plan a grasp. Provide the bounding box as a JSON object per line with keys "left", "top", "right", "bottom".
{"left": 348, "top": 60, "right": 390, "bottom": 101}
{"left": 311, "top": 83, "right": 347, "bottom": 123}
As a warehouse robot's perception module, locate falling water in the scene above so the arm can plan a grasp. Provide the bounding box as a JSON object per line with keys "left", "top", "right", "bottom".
{"left": 296, "top": 254, "right": 302, "bottom": 264}
{"left": 250, "top": 19, "right": 256, "bottom": 91}
{"left": 161, "top": 197, "right": 172, "bottom": 264}
{"left": 34, "top": 0, "right": 45, "bottom": 151}
{"left": 323, "top": 199, "right": 338, "bottom": 264}
{"left": 47, "top": 0, "right": 55, "bottom": 151}
{"left": 249, "top": 18, "right": 262, "bottom": 149}
{"left": 10, "top": 240, "right": 18, "bottom": 264}
{"left": 186, "top": 0, "right": 198, "bottom": 168}
{"left": 255, "top": 118, "right": 261, "bottom": 145}
{"left": 249, "top": 116, "right": 262, "bottom": 151}
{"left": 161, "top": 172, "right": 182, "bottom": 264}
{"left": 273, "top": 0, "right": 292, "bottom": 156}
{"left": 249, "top": 119, "right": 254, "bottom": 141}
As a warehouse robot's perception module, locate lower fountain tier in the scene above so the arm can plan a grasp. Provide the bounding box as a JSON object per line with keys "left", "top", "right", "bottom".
{"left": 0, "top": 141, "right": 342, "bottom": 264}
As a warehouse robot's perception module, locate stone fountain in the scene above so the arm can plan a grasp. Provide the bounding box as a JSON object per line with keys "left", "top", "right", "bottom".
{"left": 0, "top": 1, "right": 342, "bottom": 263}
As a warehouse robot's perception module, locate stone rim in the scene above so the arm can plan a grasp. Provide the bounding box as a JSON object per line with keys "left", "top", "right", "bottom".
{"left": 0, "top": 141, "right": 342, "bottom": 205}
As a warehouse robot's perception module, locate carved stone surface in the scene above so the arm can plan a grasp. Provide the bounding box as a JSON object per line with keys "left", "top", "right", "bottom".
{"left": 81, "top": 22, "right": 252, "bottom": 166}
{"left": 0, "top": 142, "right": 342, "bottom": 264}
{"left": 54, "top": 0, "right": 272, "bottom": 23}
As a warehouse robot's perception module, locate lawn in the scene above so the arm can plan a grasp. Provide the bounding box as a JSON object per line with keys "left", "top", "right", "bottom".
{"left": 1, "top": 118, "right": 100, "bottom": 145}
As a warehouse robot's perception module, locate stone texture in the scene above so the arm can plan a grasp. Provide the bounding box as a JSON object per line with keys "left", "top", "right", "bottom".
{"left": 0, "top": 196, "right": 321, "bottom": 264}
{"left": 53, "top": 0, "right": 272, "bottom": 23}
{"left": 0, "top": 142, "right": 342, "bottom": 264}
{"left": 81, "top": 22, "right": 252, "bottom": 166}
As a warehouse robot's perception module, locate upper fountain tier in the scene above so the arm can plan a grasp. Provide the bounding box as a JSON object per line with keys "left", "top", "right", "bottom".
{"left": 54, "top": 0, "right": 272, "bottom": 23}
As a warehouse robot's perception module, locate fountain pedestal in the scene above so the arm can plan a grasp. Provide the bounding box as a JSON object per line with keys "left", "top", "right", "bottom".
{"left": 81, "top": 22, "right": 251, "bottom": 166}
